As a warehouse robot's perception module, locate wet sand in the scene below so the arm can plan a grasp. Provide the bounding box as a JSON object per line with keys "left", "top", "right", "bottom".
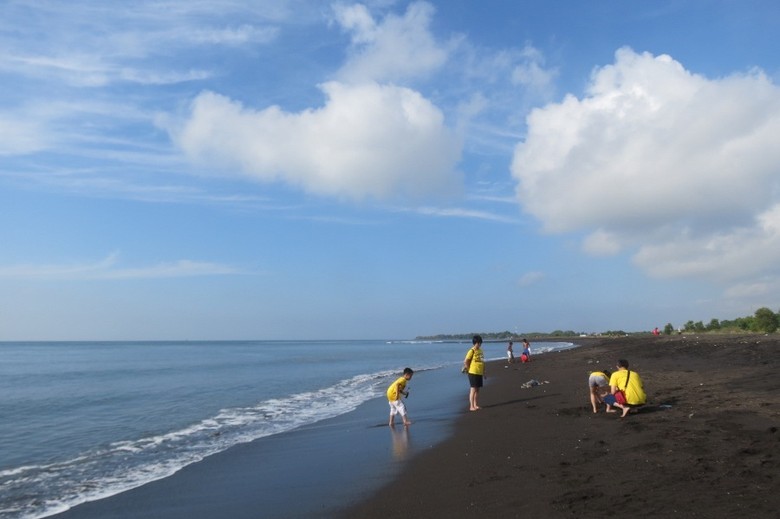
{"left": 50, "top": 358, "right": 468, "bottom": 519}
{"left": 340, "top": 335, "right": 779, "bottom": 518}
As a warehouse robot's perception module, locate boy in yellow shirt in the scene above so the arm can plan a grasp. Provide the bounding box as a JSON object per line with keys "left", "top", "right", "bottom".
{"left": 463, "top": 335, "right": 485, "bottom": 411}
{"left": 387, "top": 368, "right": 414, "bottom": 427}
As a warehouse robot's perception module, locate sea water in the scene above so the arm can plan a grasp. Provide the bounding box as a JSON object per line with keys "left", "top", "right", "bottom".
{"left": 0, "top": 340, "right": 575, "bottom": 518}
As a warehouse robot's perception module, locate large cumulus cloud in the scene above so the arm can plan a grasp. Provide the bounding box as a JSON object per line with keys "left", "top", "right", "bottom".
{"left": 172, "top": 81, "right": 462, "bottom": 200}
{"left": 512, "top": 48, "right": 780, "bottom": 293}
{"left": 332, "top": 1, "right": 450, "bottom": 83}
{"left": 169, "top": 2, "right": 462, "bottom": 201}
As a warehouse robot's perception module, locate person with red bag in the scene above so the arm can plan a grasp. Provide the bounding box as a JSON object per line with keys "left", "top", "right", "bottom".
{"left": 605, "top": 359, "right": 646, "bottom": 417}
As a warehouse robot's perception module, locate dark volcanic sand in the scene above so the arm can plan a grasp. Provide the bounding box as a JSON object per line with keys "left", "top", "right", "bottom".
{"left": 340, "top": 335, "right": 779, "bottom": 518}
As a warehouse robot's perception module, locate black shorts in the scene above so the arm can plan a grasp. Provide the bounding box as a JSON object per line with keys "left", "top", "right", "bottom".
{"left": 468, "top": 373, "right": 483, "bottom": 388}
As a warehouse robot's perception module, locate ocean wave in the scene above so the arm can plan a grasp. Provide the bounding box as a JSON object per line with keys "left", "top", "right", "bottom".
{"left": 0, "top": 369, "right": 400, "bottom": 519}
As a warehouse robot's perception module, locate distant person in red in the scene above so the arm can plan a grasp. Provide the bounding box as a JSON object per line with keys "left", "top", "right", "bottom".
{"left": 652, "top": 327, "right": 660, "bottom": 336}
{"left": 520, "top": 338, "right": 531, "bottom": 363}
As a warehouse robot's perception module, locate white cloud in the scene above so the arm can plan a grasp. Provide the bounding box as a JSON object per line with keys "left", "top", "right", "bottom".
{"left": 0, "top": 253, "right": 244, "bottom": 280}
{"left": 409, "top": 205, "right": 519, "bottom": 223}
{"left": 187, "top": 24, "right": 280, "bottom": 46}
{"left": 333, "top": 1, "right": 451, "bottom": 83}
{"left": 510, "top": 45, "right": 558, "bottom": 96}
{"left": 171, "top": 81, "right": 462, "bottom": 200}
{"left": 0, "top": 113, "right": 47, "bottom": 155}
{"left": 452, "top": 44, "right": 559, "bottom": 155}
{"left": 582, "top": 229, "right": 622, "bottom": 256}
{"left": 633, "top": 204, "right": 780, "bottom": 281}
{"left": 0, "top": 2, "right": 284, "bottom": 87}
{"left": 724, "top": 280, "right": 776, "bottom": 299}
{"left": 512, "top": 47, "right": 780, "bottom": 287}
{"left": 518, "top": 271, "right": 545, "bottom": 287}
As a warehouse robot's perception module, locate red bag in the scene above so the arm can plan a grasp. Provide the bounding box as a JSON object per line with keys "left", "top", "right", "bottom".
{"left": 614, "top": 370, "right": 631, "bottom": 405}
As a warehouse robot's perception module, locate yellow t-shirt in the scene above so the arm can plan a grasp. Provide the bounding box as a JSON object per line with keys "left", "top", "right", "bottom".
{"left": 386, "top": 376, "right": 407, "bottom": 402}
{"left": 465, "top": 347, "right": 484, "bottom": 375}
{"left": 609, "top": 370, "right": 646, "bottom": 405}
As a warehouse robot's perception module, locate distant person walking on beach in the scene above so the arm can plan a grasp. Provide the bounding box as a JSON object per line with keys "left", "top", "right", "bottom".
{"left": 520, "top": 338, "right": 531, "bottom": 363}
{"left": 605, "top": 359, "right": 646, "bottom": 417}
{"left": 506, "top": 341, "right": 514, "bottom": 364}
{"left": 463, "top": 335, "right": 485, "bottom": 411}
{"left": 588, "top": 369, "right": 612, "bottom": 413}
{"left": 387, "top": 368, "right": 414, "bottom": 427}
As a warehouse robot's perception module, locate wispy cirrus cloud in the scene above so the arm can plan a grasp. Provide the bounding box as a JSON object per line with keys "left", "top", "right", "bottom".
{"left": 403, "top": 205, "right": 521, "bottom": 224}
{"left": 0, "top": 253, "right": 247, "bottom": 281}
{"left": 517, "top": 271, "right": 545, "bottom": 287}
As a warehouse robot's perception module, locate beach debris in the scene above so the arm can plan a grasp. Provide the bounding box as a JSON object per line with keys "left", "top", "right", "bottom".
{"left": 521, "top": 379, "right": 551, "bottom": 388}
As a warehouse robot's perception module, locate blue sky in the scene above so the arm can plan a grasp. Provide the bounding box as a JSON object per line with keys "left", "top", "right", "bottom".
{"left": 1, "top": 0, "right": 779, "bottom": 340}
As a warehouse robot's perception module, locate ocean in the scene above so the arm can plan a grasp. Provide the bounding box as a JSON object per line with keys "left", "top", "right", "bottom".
{"left": 0, "top": 340, "right": 576, "bottom": 519}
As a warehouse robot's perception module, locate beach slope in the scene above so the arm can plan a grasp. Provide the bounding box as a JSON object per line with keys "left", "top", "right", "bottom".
{"left": 340, "top": 335, "right": 779, "bottom": 518}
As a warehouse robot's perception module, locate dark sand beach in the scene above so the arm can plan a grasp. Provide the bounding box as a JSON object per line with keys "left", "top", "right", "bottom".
{"left": 51, "top": 335, "right": 778, "bottom": 518}
{"left": 341, "top": 335, "right": 779, "bottom": 518}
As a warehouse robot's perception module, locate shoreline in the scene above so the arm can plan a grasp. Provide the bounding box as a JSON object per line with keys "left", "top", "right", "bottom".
{"left": 339, "top": 334, "right": 779, "bottom": 518}
{"left": 43, "top": 336, "right": 779, "bottom": 518}
{"left": 48, "top": 352, "right": 470, "bottom": 519}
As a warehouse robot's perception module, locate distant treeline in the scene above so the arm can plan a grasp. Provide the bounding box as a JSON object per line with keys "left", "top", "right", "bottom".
{"left": 415, "top": 330, "right": 583, "bottom": 341}
{"left": 416, "top": 307, "right": 780, "bottom": 341}
{"left": 665, "top": 306, "right": 779, "bottom": 334}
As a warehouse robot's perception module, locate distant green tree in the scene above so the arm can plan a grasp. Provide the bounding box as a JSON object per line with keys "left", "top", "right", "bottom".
{"left": 663, "top": 323, "right": 674, "bottom": 335}
{"left": 737, "top": 316, "right": 755, "bottom": 330}
{"left": 706, "top": 318, "right": 721, "bottom": 331}
{"left": 549, "top": 330, "right": 577, "bottom": 337}
{"left": 753, "top": 307, "right": 779, "bottom": 333}
{"left": 693, "top": 321, "right": 705, "bottom": 332}
{"left": 683, "top": 320, "right": 695, "bottom": 332}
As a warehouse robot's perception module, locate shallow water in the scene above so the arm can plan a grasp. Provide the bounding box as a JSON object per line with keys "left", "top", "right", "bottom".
{"left": 0, "top": 340, "right": 574, "bottom": 518}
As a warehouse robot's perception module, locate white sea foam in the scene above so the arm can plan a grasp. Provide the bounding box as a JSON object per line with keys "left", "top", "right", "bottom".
{"left": 0, "top": 369, "right": 397, "bottom": 519}
{"left": 1, "top": 340, "right": 576, "bottom": 519}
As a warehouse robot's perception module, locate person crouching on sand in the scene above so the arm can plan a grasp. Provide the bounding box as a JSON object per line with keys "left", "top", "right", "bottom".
{"left": 604, "top": 359, "right": 646, "bottom": 417}
{"left": 387, "top": 368, "right": 414, "bottom": 427}
{"left": 463, "top": 335, "right": 485, "bottom": 411}
{"left": 588, "top": 369, "right": 612, "bottom": 413}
